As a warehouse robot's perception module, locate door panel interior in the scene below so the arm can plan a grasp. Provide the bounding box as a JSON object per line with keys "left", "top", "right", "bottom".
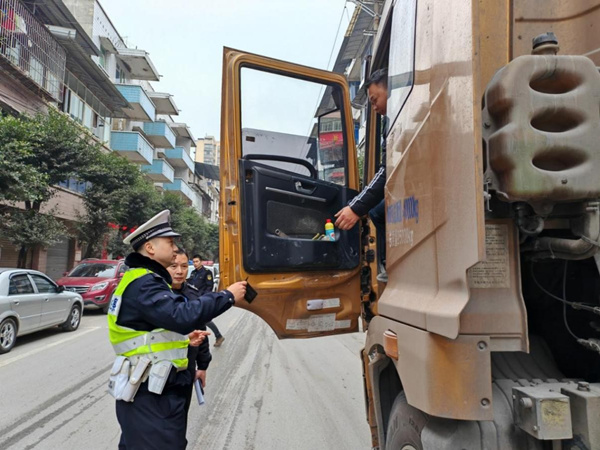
{"left": 241, "top": 159, "right": 360, "bottom": 272}
{"left": 219, "top": 48, "right": 363, "bottom": 339}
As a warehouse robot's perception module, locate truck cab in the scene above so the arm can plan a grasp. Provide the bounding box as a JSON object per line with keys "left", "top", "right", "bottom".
{"left": 219, "top": 1, "right": 600, "bottom": 448}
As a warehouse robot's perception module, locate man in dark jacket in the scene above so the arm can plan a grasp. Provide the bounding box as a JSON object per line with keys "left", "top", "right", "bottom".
{"left": 109, "top": 210, "right": 247, "bottom": 450}
{"left": 188, "top": 254, "right": 226, "bottom": 346}
{"left": 335, "top": 68, "right": 388, "bottom": 281}
{"left": 168, "top": 249, "right": 213, "bottom": 402}
{"left": 188, "top": 254, "right": 213, "bottom": 293}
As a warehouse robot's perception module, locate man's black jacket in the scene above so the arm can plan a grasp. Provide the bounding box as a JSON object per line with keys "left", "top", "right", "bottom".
{"left": 172, "top": 282, "right": 212, "bottom": 377}
{"left": 188, "top": 266, "right": 214, "bottom": 294}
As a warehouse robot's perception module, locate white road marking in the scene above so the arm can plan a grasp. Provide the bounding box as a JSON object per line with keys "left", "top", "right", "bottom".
{"left": 0, "top": 327, "right": 101, "bottom": 369}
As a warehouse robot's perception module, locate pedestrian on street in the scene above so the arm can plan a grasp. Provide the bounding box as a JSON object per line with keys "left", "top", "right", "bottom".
{"left": 107, "top": 210, "right": 247, "bottom": 450}
{"left": 188, "top": 254, "right": 213, "bottom": 293}
{"left": 188, "top": 254, "right": 226, "bottom": 347}
{"left": 167, "top": 248, "right": 213, "bottom": 414}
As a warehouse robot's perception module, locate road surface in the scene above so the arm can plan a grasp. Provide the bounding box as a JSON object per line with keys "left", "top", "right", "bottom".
{"left": 0, "top": 306, "right": 371, "bottom": 449}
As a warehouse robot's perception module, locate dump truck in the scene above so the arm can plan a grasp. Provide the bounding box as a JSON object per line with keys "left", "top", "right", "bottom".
{"left": 218, "top": 0, "right": 600, "bottom": 448}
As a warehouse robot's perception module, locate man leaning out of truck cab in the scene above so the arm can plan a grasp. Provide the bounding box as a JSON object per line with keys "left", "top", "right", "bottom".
{"left": 335, "top": 68, "right": 388, "bottom": 282}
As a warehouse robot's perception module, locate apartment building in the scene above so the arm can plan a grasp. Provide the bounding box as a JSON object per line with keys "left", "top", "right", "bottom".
{"left": 0, "top": 0, "right": 204, "bottom": 276}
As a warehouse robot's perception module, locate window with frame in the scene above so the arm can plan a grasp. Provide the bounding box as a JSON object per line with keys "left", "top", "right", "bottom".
{"left": 387, "top": 0, "right": 418, "bottom": 125}
{"left": 115, "top": 64, "right": 126, "bottom": 83}
{"left": 30, "top": 275, "right": 57, "bottom": 294}
{"left": 240, "top": 67, "right": 349, "bottom": 186}
{"left": 99, "top": 46, "right": 108, "bottom": 69}
{"left": 9, "top": 275, "right": 35, "bottom": 295}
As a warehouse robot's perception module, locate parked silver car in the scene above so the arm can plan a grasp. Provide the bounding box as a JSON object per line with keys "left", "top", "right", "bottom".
{"left": 0, "top": 268, "right": 84, "bottom": 354}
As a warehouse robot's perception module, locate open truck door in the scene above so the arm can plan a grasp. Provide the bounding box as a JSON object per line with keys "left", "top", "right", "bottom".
{"left": 219, "top": 48, "right": 363, "bottom": 338}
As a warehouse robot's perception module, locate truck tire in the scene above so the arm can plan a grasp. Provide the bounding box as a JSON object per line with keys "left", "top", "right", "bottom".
{"left": 0, "top": 318, "right": 17, "bottom": 354}
{"left": 385, "top": 392, "right": 428, "bottom": 450}
{"left": 61, "top": 305, "right": 81, "bottom": 332}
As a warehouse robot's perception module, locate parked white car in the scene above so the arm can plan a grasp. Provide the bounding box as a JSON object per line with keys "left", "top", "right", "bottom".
{"left": 0, "top": 268, "right": 84, "bottom": 354}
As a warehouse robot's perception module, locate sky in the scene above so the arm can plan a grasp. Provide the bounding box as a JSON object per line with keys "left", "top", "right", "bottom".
{"left": 100, "top": 0, "right": 355, "bottom": 140}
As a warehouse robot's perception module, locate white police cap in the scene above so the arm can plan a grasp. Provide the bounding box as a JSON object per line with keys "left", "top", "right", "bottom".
{"left": 123, "top": 210, "right": 181, "bottom": 250}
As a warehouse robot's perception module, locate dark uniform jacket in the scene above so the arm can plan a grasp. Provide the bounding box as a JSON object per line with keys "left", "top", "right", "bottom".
{"left": 172, "top": 282, "right": 212, "bottom": 381}
{"left": 188, "top": 266, "right": 214, "bottom": 294}
{"left": 348, "top": 117, "right": 388, "bottom": 217}
{"left": 117, "top": 253, "right": 233, "bottom": 389}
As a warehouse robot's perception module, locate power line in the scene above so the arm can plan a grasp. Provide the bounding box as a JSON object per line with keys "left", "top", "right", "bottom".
{"left": 304, "top": 1, "right": 349, "bottom": 139}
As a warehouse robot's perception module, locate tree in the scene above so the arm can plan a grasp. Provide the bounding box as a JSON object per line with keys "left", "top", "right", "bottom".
{"left": 357, "top": 147, "right": 365, "bottom": 190}
{"left": 103, "top": 177, "right": 163, "bottom": 258}
{"left": 1, "top": 209, "right": 68, "bottom": 268}
{"left": 176, "top": 207, "right": 209, "bottom": 257}
{"left": 0, "top": 109, "right": 101, "bottom": 267}
{"left": 156, "top": 193, "right": 213, "bottom": 258}
{"left": 0, "top": 114, "right": 47, "bottom": 203}
{"left": 77, "top": 151, "right": 148, "bottom": 259}
{"left": 204, "top": 222, "right": 220, "bottom": 261}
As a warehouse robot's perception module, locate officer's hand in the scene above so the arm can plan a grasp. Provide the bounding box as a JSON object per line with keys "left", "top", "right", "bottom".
{"left": 226, "top": 281, "right": 247, "bottom": 304}
{"left": 335, "top": 206, "right": 360, "bottom": 230}
{"left": 196, "top": 370, "right": 207, "bottom": 388}
{"left": 189, "top": 330, "right": 210, "bottom": 346}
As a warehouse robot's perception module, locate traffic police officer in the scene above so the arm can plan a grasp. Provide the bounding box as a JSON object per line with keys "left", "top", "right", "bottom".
{"left": 188, "top": 254, "right": 213, "bottom": 293}
{"left": 107, "top": 210, "right": 246, "bottom": 450}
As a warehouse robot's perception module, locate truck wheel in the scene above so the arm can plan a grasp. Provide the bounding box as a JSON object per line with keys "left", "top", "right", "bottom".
{"left": 385, "top": 392, "right": 428, "bottom": 450}
{"left": 0, "top": 318, "right": 17, "bottom": 354}
{"left": 61, "top": 305, "right": 81, "bottom": 332}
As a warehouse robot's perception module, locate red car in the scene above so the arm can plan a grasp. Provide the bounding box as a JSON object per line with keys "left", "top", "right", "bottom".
{"left": 57, "top": 259, "right": 127, "bottom": 313}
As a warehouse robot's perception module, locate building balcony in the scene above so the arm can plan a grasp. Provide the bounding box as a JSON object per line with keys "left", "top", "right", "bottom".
{"left": 116, "top": 48, "right": 160, "bottom": 81}
{"left": 142, "top": 159, "right": 175, "bottom": 183}
{"left": 110, "top": 131, "right": 153, "bottom": 165}
{"left": 164, "top": 147, "right": 195, "bottom": 172}
{"left": 115, "top": 84, "right": 155, "bottom": 121}
{"left": 163, "top": 178, "right": 195, "bottom": 204}
{"left": 143, "top": 121, "right": 176, "bottom": 149}
{"left": 0, "top": 0, "right": 66, "bottom": 102}
{"left": 170, "top": 122, "right": 195, "bottom": 142}
{"left": 147, "top": 92, "right": 178, "bottom": 116}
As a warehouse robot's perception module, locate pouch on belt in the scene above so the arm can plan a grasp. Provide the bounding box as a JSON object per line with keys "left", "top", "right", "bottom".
{"left": 147, "top": 360, "right": 172, "bottom": 395}
{"left": 119, "top": 356, "right": 151, "bottom": 402}
{"left": 107, "top": 356, "right": 151, "bottom": 402}
{"left": 108, "top": 355, "right": 130, "bottom": 400}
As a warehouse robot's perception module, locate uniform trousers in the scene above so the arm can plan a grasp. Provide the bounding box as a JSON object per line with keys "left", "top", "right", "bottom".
{"left": 117, "top": 383, "right": 189, "bottom": 450}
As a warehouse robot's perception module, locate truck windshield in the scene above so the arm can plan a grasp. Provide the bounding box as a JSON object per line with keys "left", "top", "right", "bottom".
{"left": 68, "top": 263, "right": 117, "bottom": 278}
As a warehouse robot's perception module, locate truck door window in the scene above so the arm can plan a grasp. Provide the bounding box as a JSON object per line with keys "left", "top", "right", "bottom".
{"left": 387, "top": 0, "right": 417, "bottom": 125}
{"left": 240, "top": 67, "right": 348, "bottom": 186}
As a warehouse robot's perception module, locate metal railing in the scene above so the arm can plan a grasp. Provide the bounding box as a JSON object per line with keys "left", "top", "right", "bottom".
{"left": 0, "top": 0, "right": 66, "bottom": 102}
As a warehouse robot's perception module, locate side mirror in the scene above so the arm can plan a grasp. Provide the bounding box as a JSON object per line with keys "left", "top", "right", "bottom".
{"left": 57, "top": 285, "right": 65, "bottom": 293}
{"left": 63, "top": 271, "right": 68, "bottom": 276}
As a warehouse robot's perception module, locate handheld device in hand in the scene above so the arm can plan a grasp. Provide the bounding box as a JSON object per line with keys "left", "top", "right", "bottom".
{"left": 244, "top": 278, "right": 258, "bottom": 303}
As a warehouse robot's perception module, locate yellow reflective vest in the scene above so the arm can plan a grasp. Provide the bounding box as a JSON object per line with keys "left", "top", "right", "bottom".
{"left": 107, "top": 268, "right": 189, "bottom": 370}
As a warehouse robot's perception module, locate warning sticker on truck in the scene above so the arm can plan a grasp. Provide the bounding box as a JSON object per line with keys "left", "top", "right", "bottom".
{"left": 467, "top": 224, "right": 510, "bottom": 289}
{"left": 286, "top": 314, "right": 349, "bottom": 332}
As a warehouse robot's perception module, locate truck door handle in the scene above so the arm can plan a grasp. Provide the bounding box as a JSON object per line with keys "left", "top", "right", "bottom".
{"left": 44, "top": 298, "right": 49, "bottom": 302}
{"left": 14, "top": 301, "right": 19, "bottom": 306}
{"left": 295, "top": 180, "right": 316, "bottom": 195}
